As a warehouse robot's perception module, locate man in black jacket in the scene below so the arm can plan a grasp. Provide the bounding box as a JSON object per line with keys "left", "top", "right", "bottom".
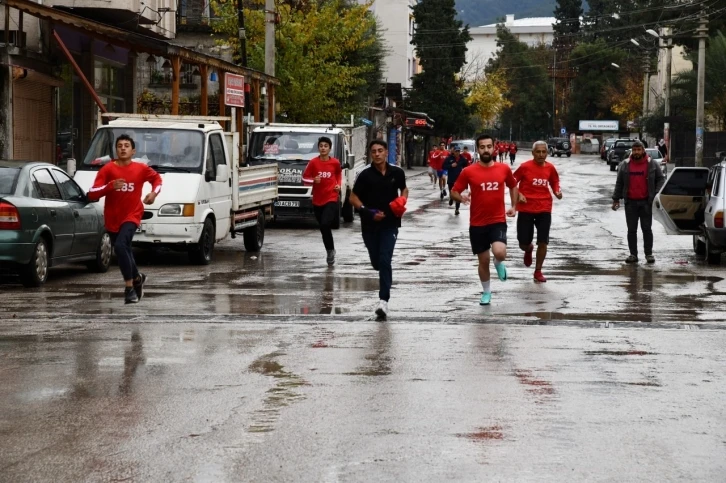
{"left": 443, "top": 147, "right": 470, "bottom": 215}
{"left": 611, "top": 141, "right": 666, "bottom": 263}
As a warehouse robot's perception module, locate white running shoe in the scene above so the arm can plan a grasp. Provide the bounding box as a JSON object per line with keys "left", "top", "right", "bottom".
{"left": 326, "top": 249, "right": 336, "bottom": 266}
{"left": 375, "top": 300, "right": 388, "bottom": 320}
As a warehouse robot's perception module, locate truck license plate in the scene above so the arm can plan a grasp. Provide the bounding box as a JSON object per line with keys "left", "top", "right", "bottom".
{"left": 275, "top": 201, "right": 300, "bottom": 208}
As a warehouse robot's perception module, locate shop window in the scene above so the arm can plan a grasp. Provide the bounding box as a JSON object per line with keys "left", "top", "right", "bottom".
{"left": 94, "top": 61, "right": 125, "bottom": 112}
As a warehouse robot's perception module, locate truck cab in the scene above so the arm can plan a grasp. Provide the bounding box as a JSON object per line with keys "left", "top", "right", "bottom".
{"left": 74, "top": 115, "right": 277, "bottom": 264}
{"left": 247, "top": 125, "right": 361, "bottom": 228}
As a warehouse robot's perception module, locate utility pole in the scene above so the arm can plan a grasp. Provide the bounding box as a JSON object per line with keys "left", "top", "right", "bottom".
{"left": 265, "top": 0, "right": 275, "bottom": 77}
{"left": 695, "top": 12, "right": 709, "bottom": 167}
{"left": 642, "top": 52, "right": 651, "bottom": 118}
{"left": 662, "top": 27, "right": 673, "bottom": 166}
{"left": 552, "top": 47, "right": 556, "bottom": 136}
{"left": 237, "top": 0, "right": 247, "bottom": 67}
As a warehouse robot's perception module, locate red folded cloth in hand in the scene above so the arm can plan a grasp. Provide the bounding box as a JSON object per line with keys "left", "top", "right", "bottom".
{"left": 389, "top": 196, "right": 407, "bottom": 218}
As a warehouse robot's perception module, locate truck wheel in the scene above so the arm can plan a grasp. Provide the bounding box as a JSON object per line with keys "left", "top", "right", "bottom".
{"left": 331, "top": 202, "right": 341, "bottom": 230}
{"left": 20, "top": 238, "right": 49, "bottom": 287}
{"left": 243, "top": 209, "right": 265, "bottom": 252}
{"left": 566, "top": 153, "right": 571, "bottom": 157}
{"left": 189, "top": 218, "right": 215, "bottom": 265}
{"left": 342, "top": 198, "right": 354, "bottom": 223}
{"left": 609, "top": 163, "right": 616, "bottom": 171}
{"left": 693, "top": 235, "right": 706, "bottom": 257}
{"left": 705, "top": 237, "right": 721, "bottom": 265}
{"left": 87, "top": 232, "right": 112, "bottom": 273}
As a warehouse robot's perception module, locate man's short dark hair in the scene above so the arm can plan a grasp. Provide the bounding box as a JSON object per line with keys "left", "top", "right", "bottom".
{"left": 369, "top": 139, "right": 388, "bottom": 151}
{"left": 476, "top": 134, "right": 493, "bottom": 148}
{"left": 116, "top": 134, "right": 135, "bottom": 149}
{"left": 318, "top": 136, "right": 332, "bottom": 148}
{"left": 632, "top": 140, "right": 645, "bottom": 148}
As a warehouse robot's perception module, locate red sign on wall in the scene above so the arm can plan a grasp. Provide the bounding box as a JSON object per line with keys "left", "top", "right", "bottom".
{"left": 224, "top": 73, "right": 245, "bottom": 107}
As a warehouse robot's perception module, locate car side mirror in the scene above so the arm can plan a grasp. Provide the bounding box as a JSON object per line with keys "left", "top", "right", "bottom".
{"left": 345, "top": 154, "right": 355, "bottom": 170}
{"left": 216, "top": 164, "right": 229, "bottom": 182}
{"left": 205, "top": 168, "right": 214, "bottom": 182}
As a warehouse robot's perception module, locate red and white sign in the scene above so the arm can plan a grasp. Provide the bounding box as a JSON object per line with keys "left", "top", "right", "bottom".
{"left": 224, "top": 73, "right": 245, "bottom": 108}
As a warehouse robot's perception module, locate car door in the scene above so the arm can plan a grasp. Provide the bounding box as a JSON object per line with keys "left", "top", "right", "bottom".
{"left": 206, "top": 132, "right": 233, "bottom": 240}
{"left": 703, "top": 166, "right": 725, "bottom": 230}
{"left": 31, "top": 168, "right": 74, "bottom": 257}
{"left": 652, "top": 167, "right": 710, "bottom": 235}
{"left": 52, "top": 168, "right": 101, "bottom": 255}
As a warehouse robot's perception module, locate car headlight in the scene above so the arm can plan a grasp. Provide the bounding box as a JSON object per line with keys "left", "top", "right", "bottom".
{"left": 158, "top": 203, "right": 195, "bottom": 217}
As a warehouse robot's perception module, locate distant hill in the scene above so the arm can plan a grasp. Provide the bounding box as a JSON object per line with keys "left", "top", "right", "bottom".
{"left": 457, "top": 0, "right": 558, "bottom": 28}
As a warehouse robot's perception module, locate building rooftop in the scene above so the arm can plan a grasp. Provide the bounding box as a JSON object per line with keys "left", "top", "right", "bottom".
{"left": 480, "top": 14, "right": 555, "bottom": 28}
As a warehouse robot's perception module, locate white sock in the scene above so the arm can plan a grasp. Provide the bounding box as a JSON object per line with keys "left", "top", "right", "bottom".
{"left": 481, "top": 280, "right": 491, "bottom": 292}
{"left": 493, "top": 258, "right": 503, "bottom": 267}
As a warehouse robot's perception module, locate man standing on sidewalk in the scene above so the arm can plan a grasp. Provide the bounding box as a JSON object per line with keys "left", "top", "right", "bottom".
{"left": 451, "top": 134, "right": 518, "bottom": 306}
{"left": 611, "top": 140, "right": 665, "bottom": 264}
{"left": 514, "top": 141, "right": 562, "bottom": 282}
{"left": 88, "top": 134, "right": 162, "bottom": 304}
{"left": 349, "top": 140, "right": 408, "bottom": 320}
{"left": 302, "top": 136, "right": 343, "bottom": 266}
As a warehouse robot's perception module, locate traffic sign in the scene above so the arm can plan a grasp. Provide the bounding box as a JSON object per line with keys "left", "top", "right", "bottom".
{"left": 560, "top": 128, "right": 567, "bottom": 135}
{"left": 224, "top": 73, "right": 245, "bottom": 108}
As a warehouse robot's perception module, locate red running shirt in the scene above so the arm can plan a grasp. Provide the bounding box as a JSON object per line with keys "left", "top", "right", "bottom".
{"left": 302, "top": 157, "right": 343, "bottom": 206}
{"left": 428, "top": 150, "right": 445, "bottom": 170}
{"left": 513, "top": 160, "right": 561, "bottom": 213}
{"left": 452, "top": 163, "right": 517, "bottom": 227}
{"left": 627, "top": 158, "right": 649, "bottom": 200}
{"left": 88, "top": 161, "right": 162, "bottom": 233}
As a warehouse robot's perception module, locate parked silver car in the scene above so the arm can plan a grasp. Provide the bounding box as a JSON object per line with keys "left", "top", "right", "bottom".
{"left": 653, "top": 163, "right": 726, "bottom": 264}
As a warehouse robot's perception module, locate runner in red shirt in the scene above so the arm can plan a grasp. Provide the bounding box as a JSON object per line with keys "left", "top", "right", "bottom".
{"left": 513, "top": 141, "right": 562, "bottom": 282}
{"left": 461, "top": 145, "right": 473, "bottom": 164}
{"left": 433, "top": 141, "right": 449, "bottom": 199}
{"left": 302, "top": 136, "right": 343, "bottom": 266}
{"left": 508, "top": 142, "right": 518, "bottom": 166}
{"left": 427, "top": 143, "right": 443, "bottom": 187}
{"left": 88, "top": 134, "right": 162, "bottom": 304}
{"left": 451, "top": 134, "right": 518, "bottom": 306}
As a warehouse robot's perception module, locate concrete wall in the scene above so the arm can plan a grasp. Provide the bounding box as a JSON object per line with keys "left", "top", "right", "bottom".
{"left": 368, "top": 0, "right": 417, "bottom": 88}
{"left": 49, "top": 0, "right": 176, "bottom": 38}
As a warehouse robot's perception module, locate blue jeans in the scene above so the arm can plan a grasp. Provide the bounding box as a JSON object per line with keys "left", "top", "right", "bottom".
{"left": 362, "top": 228, "right": 398, "bottom": 302}
{"left": 110, "top": 222, "right": 140, "bottom": 282}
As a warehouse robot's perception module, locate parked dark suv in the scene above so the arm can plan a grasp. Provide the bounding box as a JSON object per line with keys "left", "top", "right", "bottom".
{"left": 606, "top": 138, "right": 638, "bottom": 171}
{"left": 547, "top": 138, "right": 572, "bottom": 157}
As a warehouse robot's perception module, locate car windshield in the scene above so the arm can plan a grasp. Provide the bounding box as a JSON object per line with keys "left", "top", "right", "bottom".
{"left": 615, "top": 140, "right": 635, "bottom": 149}
{"left": 0, "top": 167, "right": 20, "bottom": 194}
{"left": 249, "top": 132, "right": 336, "bottom": 162}
{"left": 81, "top": 128, "right": 205, "bottom": 172}
{"left": 646, "top": 149, "right": 662, "bottom": 159}
{"left": 605, "top": 140, "right": 615, "bottom": 147}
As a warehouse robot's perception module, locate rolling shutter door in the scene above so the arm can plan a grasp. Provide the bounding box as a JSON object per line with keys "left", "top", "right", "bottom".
{"left": 14, "top": 79, "right": 54, "bottom": 163}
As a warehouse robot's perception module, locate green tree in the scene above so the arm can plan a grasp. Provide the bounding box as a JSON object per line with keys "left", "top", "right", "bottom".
{"left": 408, "top": 0, "right": 472, "bottom": 137}
{"left": 212, "top": 0, "right": 385, "bottom": 123}
{"left": 565, "top": 39, "right": 628, "bottom": 128}
{"left": 486, "top": 25, "right": 552, "bottom": 141}
{"left": 553, "top": 0, "right": 582, "bottom": 39}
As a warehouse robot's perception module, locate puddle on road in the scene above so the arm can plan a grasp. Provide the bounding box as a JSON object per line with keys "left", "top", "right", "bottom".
{"left": 344, "top": 325, "right": 392, "bottom": 377}
{"left": 247, "top": 351, "right": 307, "bottom": 433}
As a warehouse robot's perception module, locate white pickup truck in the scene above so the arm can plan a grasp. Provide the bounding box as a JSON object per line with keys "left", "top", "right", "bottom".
{"left": 246, "top": 120, "right": 366, "bottom": 227}
{"left": 74, "top": 114, "right": 278, "bottom": 264}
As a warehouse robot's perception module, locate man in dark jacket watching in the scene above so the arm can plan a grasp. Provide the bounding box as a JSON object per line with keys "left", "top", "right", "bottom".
{"left": 611, "top": 140, "right": 666, "bottom": 264}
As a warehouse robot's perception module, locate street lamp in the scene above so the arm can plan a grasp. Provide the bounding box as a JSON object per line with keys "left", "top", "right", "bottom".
{"left": 611, "top": 63, "right": 620, "bottom": 68}
{"left": 631, "top": 39, "right": 641, "bottom": 47}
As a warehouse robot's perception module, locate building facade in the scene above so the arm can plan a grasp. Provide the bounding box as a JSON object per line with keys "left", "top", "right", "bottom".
{"left": 466, "top": 14, "right": 554, "bottom": 79}
{"left": 367, "top": 0, "right": 419, "bottom": 89}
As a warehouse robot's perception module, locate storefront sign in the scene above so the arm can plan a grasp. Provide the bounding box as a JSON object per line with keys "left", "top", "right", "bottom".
{"left": 578, "top": 120, "right": 619, "bottom": 131}
{"left": 224, "top": 73, "right": 245, "bottom": 107}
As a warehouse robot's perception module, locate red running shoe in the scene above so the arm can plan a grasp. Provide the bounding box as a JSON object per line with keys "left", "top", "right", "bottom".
{"left": 524, "top": 244, "right": 534, "bottom": 267}
{"left": 534, "top": 270, "right": 547, "bottom": 283}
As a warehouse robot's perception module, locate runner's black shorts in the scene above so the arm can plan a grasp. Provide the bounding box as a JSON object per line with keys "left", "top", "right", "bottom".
{"left": 469, "top": 223, "right": 507, "bottom": 254}
{"left": 517, "top": 212, "right": 552, "bottom": 245}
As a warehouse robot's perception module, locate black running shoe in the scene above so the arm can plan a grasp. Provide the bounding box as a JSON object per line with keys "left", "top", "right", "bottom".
{"left": 125, "top": 287, "right": 139, "bottom": 304}
{"left": 133, "top": 273, "right": 147, "bottom": 301}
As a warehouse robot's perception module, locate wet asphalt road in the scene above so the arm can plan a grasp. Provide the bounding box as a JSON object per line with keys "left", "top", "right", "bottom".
{"left": 2, "top": 154, "right": 726, "bottom": 481}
